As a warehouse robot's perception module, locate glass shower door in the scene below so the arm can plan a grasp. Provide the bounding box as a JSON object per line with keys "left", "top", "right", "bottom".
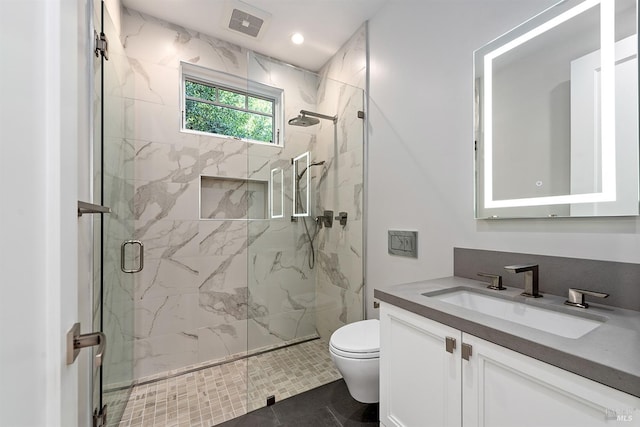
{"left": 93, "top": 1, "right": 136, "bottom": 425}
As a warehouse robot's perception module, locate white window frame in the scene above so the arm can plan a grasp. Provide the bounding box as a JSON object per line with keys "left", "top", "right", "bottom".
{"left": 180, "top": 62, "right": 284, "bottom": 146}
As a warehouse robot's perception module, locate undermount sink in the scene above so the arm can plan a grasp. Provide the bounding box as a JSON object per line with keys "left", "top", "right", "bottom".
{"left": 423, "top": 287, "right": 605, "bottom": 339}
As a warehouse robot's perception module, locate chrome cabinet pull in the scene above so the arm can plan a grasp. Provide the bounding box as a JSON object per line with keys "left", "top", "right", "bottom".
{"left": 445, "top": 336, "right": 457, "bottom": 353}
{"left": 121, "top": 240, "right": 144, "bottom": 273}
{"left": 66, "top": 323, "right": 107, "bottom": 367}
{"left": 462, "top": 343, "right": 473, "bottom": 361}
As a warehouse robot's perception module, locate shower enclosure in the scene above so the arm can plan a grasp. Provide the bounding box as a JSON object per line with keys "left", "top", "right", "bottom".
{"left": 93, "top": 5, "right": 366, "bottom": 424}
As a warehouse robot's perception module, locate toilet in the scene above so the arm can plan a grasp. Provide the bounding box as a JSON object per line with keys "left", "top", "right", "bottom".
{"left": 329, "top": 319, "right": 380, "bottom": 403}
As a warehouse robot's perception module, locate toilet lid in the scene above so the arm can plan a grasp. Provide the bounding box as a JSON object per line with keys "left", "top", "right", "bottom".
{"left": 330, "top": 319, "right": 380, "bottom": 354}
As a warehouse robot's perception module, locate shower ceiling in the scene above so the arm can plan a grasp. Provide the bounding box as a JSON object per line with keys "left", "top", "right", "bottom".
{"left": 121, "top": 0, "right": 388, "bottom": 71}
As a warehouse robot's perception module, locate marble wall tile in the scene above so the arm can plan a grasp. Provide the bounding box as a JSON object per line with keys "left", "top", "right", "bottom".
{"left": 248, "top": 52, "right": 318, "bottom": 116}
{"left": 122, "top": 10, "right": 202, "bottom": 67}
{"left": 123, "top": 58, "right": 179, "bottom": 107}
{"left": 103, "top": 308, "right": 135, "bottom": 385}
{"left": 199, "top": 220, "right": 247, "bottom": 256}
{"left": 247, "top": 142, "right": 284, "bottom": 160}
{"left": 134, "top": 257, "right": 199, "bottom": 301}
{"left": 134, "top": 292, "right": 199, "bottom": 339}
{"left": 199, "top": 138, "right": 248, "bottom": 178}
{"left": 247, "top": 318, "right": 285, "bottom": 351}
{"left": 255, "top": 309, "right": 316, "bottom": 342}
{"left": 198, "top": 287, "right": 249, "bottom": 326}
{"left": 197, "top": 320, "right": 248, "bottom": 363}
{"left": 197, "top": 251, "right": 248, "bottom": 292}
{"left": 314, "top": 283, "right": 348, "bottom": 341}
{"left": 133, "top": 140, "right": 200, "bottom": 183}
{"left": 133, "top": 332, "right": 199, "bottom": 379}
{"left": 318, "top": 24, "right": 367, "bottom": 91}
{"left": 134, "top": 219, "right": 199, "bottom": 259}
{"left": 104, "top": 95, "right": 127, "bottom": 139}
{"left": 247, "top": 155, "right": 271, "bottom": 182}
{"left": 103, "top": 255, "right": 135, "bottom": 305}
{"left": 134, "top": 180, "right": 200, "bottom": 225}
{"left": 104, "top": 137, "right": 135, "bottom": 180}
{"left": 127, "top": 100, "right": 182, "bottom": 145}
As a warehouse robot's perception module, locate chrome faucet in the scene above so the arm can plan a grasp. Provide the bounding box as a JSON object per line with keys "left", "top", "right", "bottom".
{"left": 477, "top": 272, "right": 506, "bottom": 290}
{"left": 565, "top": 288, "right": 609, "bottom": 309}
{"left": 504, "top": 264, "right": 542, "bottom": 298}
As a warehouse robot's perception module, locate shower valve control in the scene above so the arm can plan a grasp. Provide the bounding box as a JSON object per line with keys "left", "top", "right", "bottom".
{"left": 322, "top": 210, "right": 334, "bottom": 228}
{"left": 334, "top": 212, "right": 348, "bottom": 227}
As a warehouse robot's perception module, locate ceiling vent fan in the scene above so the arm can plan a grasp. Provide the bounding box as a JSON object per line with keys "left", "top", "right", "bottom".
{"left": 224, "top": 1, "right": 271, "bottom": 40}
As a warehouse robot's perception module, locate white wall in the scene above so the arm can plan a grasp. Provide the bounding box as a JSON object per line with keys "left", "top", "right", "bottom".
{"left": 0, "top": 0, "right": 88, "bottom": 425}
{"left": 367, "top": 0, "right": 640, "bottom": 317}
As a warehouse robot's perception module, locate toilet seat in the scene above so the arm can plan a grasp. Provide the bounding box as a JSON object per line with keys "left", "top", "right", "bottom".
{"left": 330, "top": 344, "right": 379, "bottom": 359}
{"left": 329, "top": 319, "right": 380, "bottom": 359}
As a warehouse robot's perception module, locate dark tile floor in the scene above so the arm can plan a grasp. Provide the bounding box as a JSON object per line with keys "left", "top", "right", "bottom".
{"left": 217, "top": 379, "right": 379, "bottom": 427}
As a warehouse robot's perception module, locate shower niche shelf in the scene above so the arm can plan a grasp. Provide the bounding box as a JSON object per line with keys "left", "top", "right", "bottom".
{"left": 200, "top": 175, "right": 267, "bottom": 220}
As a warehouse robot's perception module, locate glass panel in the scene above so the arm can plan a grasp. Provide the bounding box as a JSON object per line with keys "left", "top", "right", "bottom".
{"left": 248, "top": 96, "right": 272, "bottom": 114}
{"left": 91, "top": 0, "right": 102, "bottom": 416}
{"left": 95, "top": 2, "right": 135, "bottom": 424}
{"left": 246, "top": 51, "right": 365, "bottom": 412}
{"left": 218, "top": 87, "right": 246, "bottom": 108}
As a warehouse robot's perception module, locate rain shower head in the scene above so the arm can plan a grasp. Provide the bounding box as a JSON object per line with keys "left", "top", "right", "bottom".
{"left": 288, "top": 114, "right": 320, "bottom": 127}
{"left": 288, "top": 110, "right": 337, "bottom": 127}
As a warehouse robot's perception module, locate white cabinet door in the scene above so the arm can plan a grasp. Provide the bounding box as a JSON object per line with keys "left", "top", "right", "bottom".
{"left": 462, "top": 334, "right": 640, "bottom": 427}
{"left": 380, "top": 303, "right": 462, "bottom": 427}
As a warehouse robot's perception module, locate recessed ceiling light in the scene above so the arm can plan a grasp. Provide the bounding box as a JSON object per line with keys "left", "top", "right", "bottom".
{"left": 291, "top": 32, "right": 304, "bottom": 45}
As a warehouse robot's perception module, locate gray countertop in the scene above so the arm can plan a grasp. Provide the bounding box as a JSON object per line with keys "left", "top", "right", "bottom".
{"left": 374, "top": 276, "right": 640, "bottom": 398}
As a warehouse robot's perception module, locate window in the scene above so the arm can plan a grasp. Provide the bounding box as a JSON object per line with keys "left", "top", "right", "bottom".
{"left": 181, "top": 63, "right": 283, "bottom": 145}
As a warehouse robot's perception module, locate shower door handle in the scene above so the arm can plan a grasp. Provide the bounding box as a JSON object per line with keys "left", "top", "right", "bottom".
{"left": 121, "top": 240, "right": 144, "bottom": 273}
{"left": 66, "top": 323, "right": 107, "bottom": 367}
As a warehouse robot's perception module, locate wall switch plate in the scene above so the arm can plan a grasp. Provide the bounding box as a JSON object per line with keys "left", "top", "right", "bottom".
{"left": 388, "top": 230, "right": 418, "bottom": 258}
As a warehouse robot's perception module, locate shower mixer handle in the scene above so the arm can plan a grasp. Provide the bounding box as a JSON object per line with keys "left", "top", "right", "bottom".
{"left": 334, "top": 212, "right": 348, "bottom": 227}
{"left": 322, "top": 210, "right": 334, "bottom": 228}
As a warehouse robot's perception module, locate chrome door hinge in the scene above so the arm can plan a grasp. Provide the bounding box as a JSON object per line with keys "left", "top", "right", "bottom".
{"left": 93, "top": 405, "right": 107, "bottom": 427}
{"left": 462, "top": 343, "right": 473, "bottom": 361}
{"left": 94, "top": 30, "right": 109, "bottom": 60}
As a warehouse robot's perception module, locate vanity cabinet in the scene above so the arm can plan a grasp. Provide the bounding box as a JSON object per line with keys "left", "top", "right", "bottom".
{"left": 380, "top": 302, "right": 640, "bottom": 427}
{"left": 379, "top": 302, "right": 462, "bottom": 427}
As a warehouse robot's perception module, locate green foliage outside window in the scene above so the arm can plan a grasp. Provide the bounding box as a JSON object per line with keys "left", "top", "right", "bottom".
{"left": 185, "top": 80, "right": 274, "bottom": 143}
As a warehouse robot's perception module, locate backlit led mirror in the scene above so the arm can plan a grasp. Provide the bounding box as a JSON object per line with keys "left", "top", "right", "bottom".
{"left": 474, "top": 0, "right": 638, "bottom": 218}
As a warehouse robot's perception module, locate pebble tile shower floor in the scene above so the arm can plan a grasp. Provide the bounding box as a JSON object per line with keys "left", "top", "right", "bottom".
{"left": 115, "top": 339, "right": 341, "bottom": 427}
